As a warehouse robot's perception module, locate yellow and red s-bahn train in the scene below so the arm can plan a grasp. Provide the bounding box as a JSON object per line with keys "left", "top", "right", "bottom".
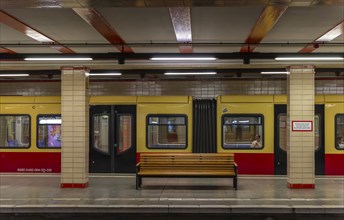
{"left": 0, "top": 95, "right": 343, "bottom": 175}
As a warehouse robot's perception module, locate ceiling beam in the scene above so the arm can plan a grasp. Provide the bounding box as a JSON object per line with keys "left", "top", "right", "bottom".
{"left": 0, "top": 0, "right": 344, "bottom": 8}
{"left": 0, "top": 10, "right": 75, "bottom": 54}
{"left": 2, "top": 52, "right": 343, "bottom": 61}
{"left": 73, "top": 8, "right": 134, "bottom": 53}
{"left": 240, "top": 5, "right": 288, "bottom": 53}
{"left": 169, "top": 7, "right": 193, "bottom": 53}
{"left": 299, "top": 20, "right": 344, "bottom": 53}
{"left": 0, "top": 46, "right": 16, "bottom": 54}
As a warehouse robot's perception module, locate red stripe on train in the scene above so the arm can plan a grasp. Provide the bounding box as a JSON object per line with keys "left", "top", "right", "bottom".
{"left": 0, "top": 152, "right": 61, "bottom": 173}
{"left": 234, "top": 153, "right": 274, "bottom": 175}
{"left": 325, "top": 154, "right": 344, "bottom": 175}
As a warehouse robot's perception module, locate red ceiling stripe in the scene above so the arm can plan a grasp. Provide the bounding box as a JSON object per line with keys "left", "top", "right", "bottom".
{"left": 0, "top": 10, "right": 75, "bottom": 54}
{"left": 0, "top": 46, "right": 16, "bottom": 54}
{"left": 179, "top": 45, "right": 193, "bottom": 53}
{"left": 73, "top": 8, "right": 134, "bottom": 53}
{"left": 240, "top": 5, "right": 288, "bottom": 53}
{"left": 299, "top": 20, "right": 344, "bottom": 53}
{"left": 169, "top": 7, "right": 193, "bottom": 53}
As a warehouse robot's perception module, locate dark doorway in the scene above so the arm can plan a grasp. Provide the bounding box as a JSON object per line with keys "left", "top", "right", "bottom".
{"left": 274, "top": 105, "right": 324, "bottom": 175}
{"left": 89, "top": 105, "right": 136, "bottom": 173}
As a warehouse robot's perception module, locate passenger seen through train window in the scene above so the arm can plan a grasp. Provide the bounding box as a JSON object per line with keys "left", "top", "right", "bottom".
{"left": 223, "top": 115, "right": 263, "bottom": 149}
{"left": 335, "top": 114, "right": 344, "bottom": 150}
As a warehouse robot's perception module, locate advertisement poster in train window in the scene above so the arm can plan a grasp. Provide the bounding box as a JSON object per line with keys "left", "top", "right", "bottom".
{"left": 48, "top": 125, "right": 61, "bottom": 147}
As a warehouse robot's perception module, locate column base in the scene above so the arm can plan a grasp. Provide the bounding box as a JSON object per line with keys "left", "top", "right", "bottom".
{"left": 287, "top": 183, "right": 315, "bottom": 189}
{"left": 61, "top": 182, "right": 89, "bottom": 188}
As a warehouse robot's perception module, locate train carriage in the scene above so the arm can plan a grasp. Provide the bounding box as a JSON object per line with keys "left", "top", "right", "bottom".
{"left": 0, "top": 95, "right": 343, "bottom": 175}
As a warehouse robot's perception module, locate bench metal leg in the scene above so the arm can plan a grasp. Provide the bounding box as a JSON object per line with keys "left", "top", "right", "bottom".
{"left": 136, "top": 175, "right": 139, "bottom": 190}
{"left": 233, "top": 176, "right": 238, "bottom": 190}
{"left": 136, "top": 176, "right": 142, "bottom": 189}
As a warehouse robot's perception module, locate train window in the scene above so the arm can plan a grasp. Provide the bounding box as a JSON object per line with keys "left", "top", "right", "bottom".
{"left": 37, "top": 115, "right": 61, "bottom": 148}
{"left": 93, "top": 114, "right": 110, "bottom": 154}
{"left": 278, "top": 114, "right": 320, "bottom": 152}
{"left": 335, "top": 114, "right": 344, "bottom": 150}
{"left": 117, "top": 115, "right": 132, "bottom": 155}
{"left": 0, "top": 115, "right": 30, "bottom": 148}
{"left": 222, "top": 115, "right": 263, "bottom": 149}
{"left": 147, "top": 115, "right": 187, "bottom": 149}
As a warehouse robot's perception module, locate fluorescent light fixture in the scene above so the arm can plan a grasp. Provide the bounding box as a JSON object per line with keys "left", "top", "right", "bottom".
{"left": 88, "top": 73, "right": 122, "bottom": 76}
{"left": 25, "top": 57, "right": 93, "bottom": 61}
{"left": 275, "top": 57, "right": 343, "bottom": 61}
{"left": 151, "top": 57, "right": 217, "bottom": 61}
{"left": 0, "top": 74, "right": 29, "bottom": 77}
{"left": 261, "top": 71, "right": 290, "bottom": 74}
{"left": 164, "top": 72, "right": 217, "bottom": 75}
{"left": 239, "top": 120, "right": 249, "bottom": 123}
{"left": 39, "top": 119, "right": 61, "bottom": 124}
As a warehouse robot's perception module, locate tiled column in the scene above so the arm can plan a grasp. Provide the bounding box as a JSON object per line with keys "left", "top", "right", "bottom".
{"left": 287, "top": 65, "right": 315, "bottom": 189}
{"left": 60, "top": 67, "right": 89, "bottom": 188}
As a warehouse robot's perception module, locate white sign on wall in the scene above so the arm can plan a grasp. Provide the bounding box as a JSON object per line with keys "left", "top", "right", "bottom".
{"left": 292, "top": 121, "right": 313, "bottom": 132}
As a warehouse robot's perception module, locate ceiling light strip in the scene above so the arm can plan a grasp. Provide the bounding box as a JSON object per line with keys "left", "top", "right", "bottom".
{"left": 261, "top": 71, "right": 290, "bottom": 74}
{"left": 88, "top": 73, "right": 122, "bottom": 76}
{"left": 164, "top": 72, "right": 217, "bottom": 75}
{"left": 151, "top": 57, "right": 217, "bottom": 61}
{"left": 25, "top": 58, "right": 93, "bottom": 61}
{"left": 0, "top": 74, "right": 29, "bottom": 77}
{"left": 275, "top": 57, "right": 343, "bottom": 61}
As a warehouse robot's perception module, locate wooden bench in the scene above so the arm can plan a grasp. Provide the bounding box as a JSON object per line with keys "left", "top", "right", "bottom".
{"left": 136, "top": 153, "right": 238, "bottom": 190}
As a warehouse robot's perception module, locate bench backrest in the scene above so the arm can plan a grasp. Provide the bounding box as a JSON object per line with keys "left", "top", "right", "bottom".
{"left": 138, "top": 153, "right": 236, "bottom": 173}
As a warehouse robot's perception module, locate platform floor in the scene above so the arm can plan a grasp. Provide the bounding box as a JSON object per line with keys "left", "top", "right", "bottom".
{"left": 0, "top": 174, "right": 343, "bottom": 219}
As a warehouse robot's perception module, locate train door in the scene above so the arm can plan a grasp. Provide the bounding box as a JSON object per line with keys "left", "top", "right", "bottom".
{"left": 274, "top": 105, "right": 324, "bottom": 175}
{"left": 89, "top": 105, "right": 136, "bottom": 173}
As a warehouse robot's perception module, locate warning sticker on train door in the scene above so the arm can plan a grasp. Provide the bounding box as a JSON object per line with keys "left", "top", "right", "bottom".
{"left": 292, "top": 121, "right": 313, "bottom": 132}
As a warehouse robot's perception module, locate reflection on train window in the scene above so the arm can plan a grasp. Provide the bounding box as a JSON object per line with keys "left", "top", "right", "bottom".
{"left": 222, "top": 115, "right": 263, "bottom": 149}
{"left": 335, "top": 114, "right": 344, "bottom": 150}
{"left": 0, "top": 115, "right": 30, "bottom": 148}
{"left": 37, "top": 115, "right": 61, "bottom": 148}
{"left": 93, "top": 114, "right": 109, "bottom": 154}
{"left": 278, "top": 114, "right": 320, "bottom": 152}
{"left": 147, "top": 115, "right": 187, "bottom": 149}
{"left": 278, "top": 114, "right": 287, "bottom": 151}
{"left": 117, "top": 115, "right": 132, "bottom": 154}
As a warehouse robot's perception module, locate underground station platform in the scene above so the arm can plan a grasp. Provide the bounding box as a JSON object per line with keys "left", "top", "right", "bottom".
{"left": 0, "top": 174, "right": 343, "bottom": 220}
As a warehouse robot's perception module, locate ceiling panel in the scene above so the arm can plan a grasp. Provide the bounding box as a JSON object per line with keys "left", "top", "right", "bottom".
{"left": 256, "top": 46, "right": 303, "bottom": 53}
{"left": 314, "top": 45, "right": 344, "bottom": 52}
{"left": 192, "top": 46, "right": 241, "bottom": 53}
{"left": 5, "top": 46, "right": 60, "bottom": 53}
{"left": 262, "top": 6, "right": 344, "bottom": 43}
{"left": 97, "top": 8, "right": 177, "bottom": 43}
{"left": 3, "top": 8, "right": 109, "bottom": 44}
{"left": 0, "top": 24, "right": 37, "bottom": 43}
{"left": 131, "top": 46, "right": 179, "bottom": 53}
{"left": 192, "top": 6, "right": 265, "bottom": 42}
{"left": 70, "top": 46, "right": 118, "bottom": 53}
